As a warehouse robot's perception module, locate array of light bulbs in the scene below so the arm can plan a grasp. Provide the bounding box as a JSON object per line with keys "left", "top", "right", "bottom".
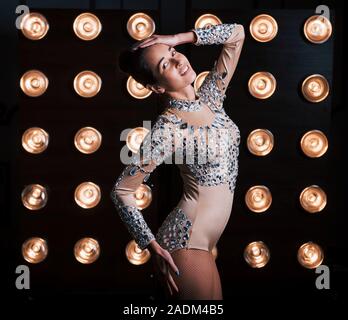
{"left": 19, "top": 11, "right": 331, "bottom": 269}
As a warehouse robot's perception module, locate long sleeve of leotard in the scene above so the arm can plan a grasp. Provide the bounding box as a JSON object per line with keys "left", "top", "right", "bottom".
{"left": 110, "top": 114, "right": 177, "bottom": 250}
{"left": 190, "top": 23, "right": 245, "bottom": 110}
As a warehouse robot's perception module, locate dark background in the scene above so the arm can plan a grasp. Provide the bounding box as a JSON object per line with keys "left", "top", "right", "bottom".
{"left": 1, "top": 0, "right": 347, "bottom": 311}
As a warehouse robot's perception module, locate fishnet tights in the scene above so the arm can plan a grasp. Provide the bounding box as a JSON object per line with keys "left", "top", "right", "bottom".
{"left": 165, "top": 248, "right": 223, "bottom": 300}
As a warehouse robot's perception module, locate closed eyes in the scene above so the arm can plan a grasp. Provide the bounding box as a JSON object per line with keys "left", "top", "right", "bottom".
{"left": 163, "top": 49, "right": 176, "bottom": 70}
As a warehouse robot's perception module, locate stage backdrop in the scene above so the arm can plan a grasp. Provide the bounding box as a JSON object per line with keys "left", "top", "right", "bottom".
{"left": 14, "top": 4, "right": 342, "bottom": 302}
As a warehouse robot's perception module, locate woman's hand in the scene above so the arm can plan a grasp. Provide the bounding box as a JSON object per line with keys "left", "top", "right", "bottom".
{"left": 148, "top": 240, "right": 180, "bottom": 296}
{"left": 131, "top": 34, "right": 179, "bottom": 50}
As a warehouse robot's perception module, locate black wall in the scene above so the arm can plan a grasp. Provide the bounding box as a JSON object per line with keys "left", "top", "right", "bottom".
{"left": 1, "top": 0, "right": 347, "bottom": 307}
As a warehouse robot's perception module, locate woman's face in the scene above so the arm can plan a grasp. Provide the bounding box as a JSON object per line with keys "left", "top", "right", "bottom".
{"left": 142, "top": 44, "right": 196, "bottom": 93}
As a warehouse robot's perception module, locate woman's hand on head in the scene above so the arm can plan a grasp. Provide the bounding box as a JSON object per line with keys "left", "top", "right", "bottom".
{"left": 131, "top": 34, "right": 179, "bottom": 50}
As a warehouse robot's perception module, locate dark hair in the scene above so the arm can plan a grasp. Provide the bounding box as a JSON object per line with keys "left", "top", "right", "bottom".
{"left": 118, "top": 46, "right": 158, "bottom": 87}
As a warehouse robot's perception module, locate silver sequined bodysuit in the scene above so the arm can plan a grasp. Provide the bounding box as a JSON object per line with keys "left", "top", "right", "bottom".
{"left": 111, "top": 23, "right": 244, "bottom": 253}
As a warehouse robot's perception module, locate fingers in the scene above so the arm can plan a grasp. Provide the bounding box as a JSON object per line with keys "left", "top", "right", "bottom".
{"left": 138, "top": 38, "right": 157, "bottom": 48}
{"left": 167, "top": 271, "right": 179, "bottom": 294}
{"left": 164, "top": 253, "right": 179, "bottom": 295}
{"left": 163, "top": 264, "right": 179, "bottom": 296}
{"left": 161, "top": 260, "right": 180, "bottom": 296}
{"left": 161, "top": 262, "right": 175, "bottom": 296}
{"left": 153, "top": 249, "right": 180, "bottom": 297}
{"left": 166, "top": 279, "right": 173, "bottom": 296}
{"left": 165, "top": 252, "right": 180, "bottom": 276}
{"left": 131, "top": 35, "right": 157, "bottom": 50}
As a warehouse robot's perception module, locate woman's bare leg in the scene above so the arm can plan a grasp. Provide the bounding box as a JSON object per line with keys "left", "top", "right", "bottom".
{"left": 211, "top": 257, "right": 223, "bottom": 300}
{"left": 167, "top": 248, "right": 220, "bottom": 300}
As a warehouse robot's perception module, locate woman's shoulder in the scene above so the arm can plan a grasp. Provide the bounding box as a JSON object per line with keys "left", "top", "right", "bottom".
{"left": 147, "top": 110, "right": 182, "bottom": 138}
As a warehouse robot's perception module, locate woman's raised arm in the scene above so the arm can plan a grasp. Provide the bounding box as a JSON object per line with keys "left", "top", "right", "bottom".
{"left": 190, "top": 23, "right": 245, "bottom": 97}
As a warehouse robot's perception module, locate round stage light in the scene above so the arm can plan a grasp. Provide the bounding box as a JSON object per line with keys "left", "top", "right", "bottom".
{"left": 73, "top": 70, "right": 102, "bottom": 98}
{"left": 74, "top": 237, "right": 100, "bottom": 264}
{"left": 194, "top": 14, "right": 222, "bottom": 29}
{"left": 126, "top": 76, "right": 152, "bottom": 99}
{"left": 22, "top": 237, "right": 48, "bottom": 264}
{"left": 303, "top": 15, "right": 332, "bottom": 44}
{"left": 250, "top": 14, "right": 278, "bottom": 42}
{"left": 20, "top": 12, "right": 49, "bottom": 40}
{"left": 300, "top": 129, "right": 328, "bottom": 158}
{"left": 301, "top": 74, "right": 329, "bottom": 103}
{"left": 125, "top": 240, "right": 151, "bottom": 265}
{"left": 134, "top": 184, "right": 152, "bottom": 210}
{"left": 74, "top": 182, "right": 101, "bottom": 209}
{"left": 300, "top": 185, "right": 327, "bottom": 213}
{"left": 22, "top": 127, "right": 49, "bottom": 154}
{"left": 127, "top": 12, "right": 155, "bottom": 40}
{"left": 73, "top": 12, "right": 102, "bottom": 40}
{"left": 21, "top": 184, "right": 48, "bottom": 210}
{"left": 20, "top": 70, "right": 49, "bottom": 97}
{"left": 74, "top": 127, "right": 102, "bottom": 154}
{"left": 297, "top": 241, "right": 324, "bottom": 269}
{"left": 247, "top": 129, "right": 274, "bottom": 156}
{"left": 244, "top": 241, "right": 270, "bottom": 268}
{"left": 245, "top": 185, "right": 272, "bottom": 213}
{"left": 248, "top": 71, "right": 276, "bottom": 99}
{"left": 126, "top": 127, "right": 149, "bottom": 153}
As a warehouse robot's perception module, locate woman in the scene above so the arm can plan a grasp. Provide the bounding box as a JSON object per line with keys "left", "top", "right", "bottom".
{"left": 111, "top": 22, "right": 245, "bottom": 300}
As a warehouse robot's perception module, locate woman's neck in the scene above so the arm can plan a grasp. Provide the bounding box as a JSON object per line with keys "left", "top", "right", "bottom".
{"left": 164, "top": 85, "right": 198, "bottom": 101}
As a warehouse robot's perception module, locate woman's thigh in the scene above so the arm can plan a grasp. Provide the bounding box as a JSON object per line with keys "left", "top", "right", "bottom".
{"left": 211, "top": 259, "right": 223, "bottom": 300}
{"left": 168, "top": 248, "right": 217, "bottom": 300}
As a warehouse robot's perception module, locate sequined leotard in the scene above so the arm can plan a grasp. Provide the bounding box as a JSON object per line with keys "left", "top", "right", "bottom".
{"left": 111, "top": 23, "right": 244, "bottom": 254}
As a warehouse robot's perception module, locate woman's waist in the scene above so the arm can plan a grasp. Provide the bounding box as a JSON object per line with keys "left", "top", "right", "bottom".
{"left": 181, "top": 182, "right": 234, "bottom": 203}
{"left": 177, "top": 184, "right": 234, "bottom": 220}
